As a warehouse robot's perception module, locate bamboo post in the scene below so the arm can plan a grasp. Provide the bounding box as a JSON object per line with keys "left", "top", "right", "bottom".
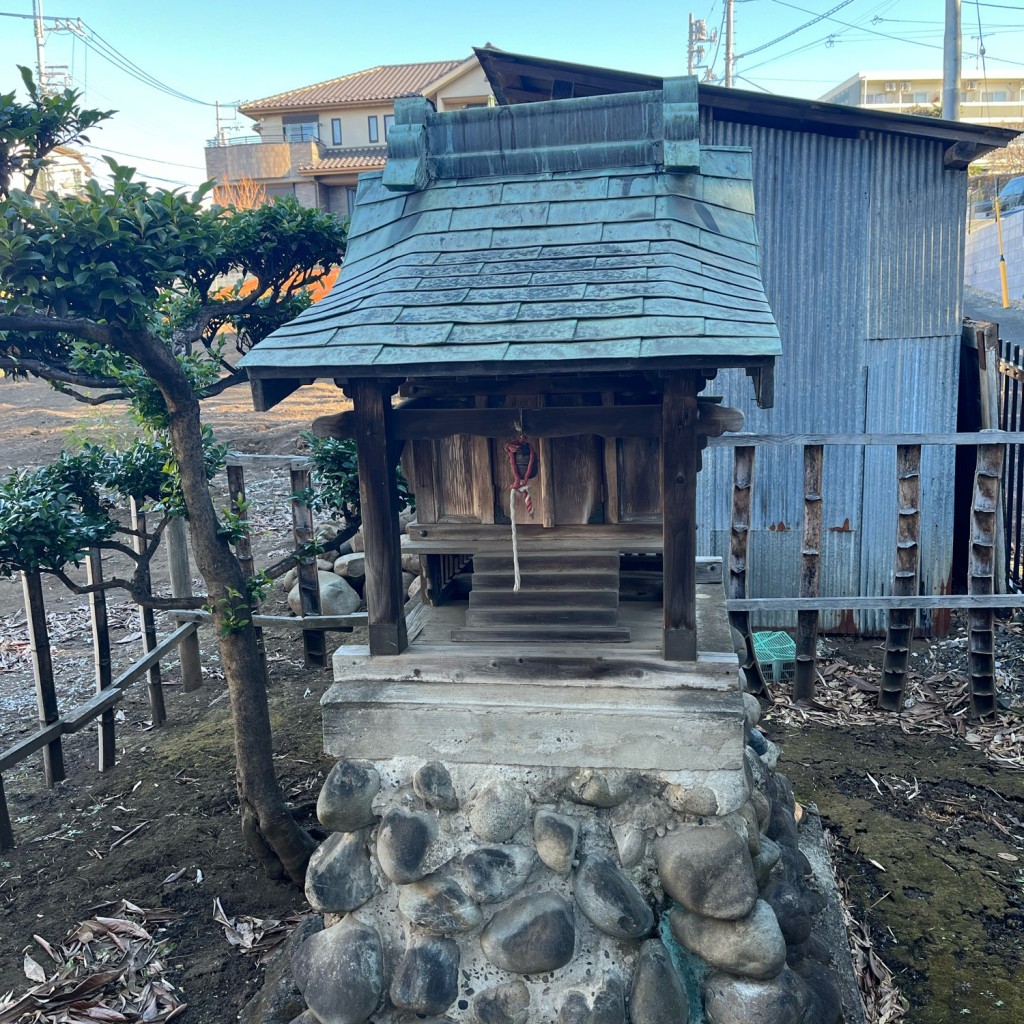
{"left": 793, "top": 445, "right": 823, "bottom": 701}
{"left": 165, "top": 517, "right": 203, "bottom": 692}
{"left": 728, "top": 445, "right": 769, "bottom": 697}
{"left": 290, "top": 465, "right": 326, "bottom": 666}
{"left": 879, "top": 445, "right": 921, "bottom": 711}
{"left": 130, "top": 499, "right": 166, "bottom": 726}
{"left": 967, "top": 441, "right": 1004, "bottom": 718}
{"left": 21, "top": 570, "right": 65, "bottom": 786}
{"left": 87, "top": 549, "right": 117, "bottom": 770}
{"left": 227, "top": 464, "right": 268, "bottom": 672}
{"left": 0, "top": 775, "right": 14, "bottom": 851}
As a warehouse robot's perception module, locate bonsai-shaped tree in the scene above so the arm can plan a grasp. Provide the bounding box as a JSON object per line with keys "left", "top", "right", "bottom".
{"left": 0, "top": 70, "right": 351, "bottom": 882}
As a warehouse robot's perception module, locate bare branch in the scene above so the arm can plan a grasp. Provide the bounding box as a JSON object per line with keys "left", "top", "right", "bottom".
{"left": 261, "top": 522, "right": 359, "bottom": 582}
{"left": 0, "top": 356, "right": 122, "bottom": 391}
{"left": 0, "top": 314, "right": 112, "bottom": 346}
{"left": 198, "top": 369, "right": 247, "bottom": 399}
{"left": 50, "top": 384, "right": 131, "bottom": 406}
{"left": 41, "top": 565, "right": 207, "bottom": 609}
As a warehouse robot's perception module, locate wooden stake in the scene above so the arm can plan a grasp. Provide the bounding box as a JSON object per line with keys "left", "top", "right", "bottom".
{"left": 0, "top": 775, "right": 14, "bottom": 852}
{"left": 130, "top": 500, "right": 166, "bottom": 727}
{"left": 87, "top": 549, "right": 116, "bottom": 771}
{"left": 879, "top": 445, "right": 921, "bottom": 711}
{"left": 21, "top": 570, "right": 65, "bottom": 786}
{"left": 794, "top": 445, "right": 823, "bottom": 701}
{"left": 728, "top": 445, "right": 769, "bottom": 697}
{"left": 165, "top": 517, "right": 203, "bottom": 692}
{"left": 290, "top": 466, "right": 326, "bottom": 667}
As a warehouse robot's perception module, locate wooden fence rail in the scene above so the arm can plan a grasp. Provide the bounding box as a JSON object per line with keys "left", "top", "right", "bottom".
{"left": 724, "top": 431, "right": 1024, "bottom": 718}
{"left": 0, "top": 452, "right": 361, "bottom": 852}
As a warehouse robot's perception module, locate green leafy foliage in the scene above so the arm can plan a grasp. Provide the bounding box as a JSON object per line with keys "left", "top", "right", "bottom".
{"left": 0, "top": 67, "right": 113, "bottom": 199}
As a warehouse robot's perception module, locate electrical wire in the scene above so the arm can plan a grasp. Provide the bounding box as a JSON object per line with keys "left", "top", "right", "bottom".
{"left": 80, "top": 144, "right": 205, "bottom": 171}
{"left": 737, "top": 0, "right": 857, "bottom": 59}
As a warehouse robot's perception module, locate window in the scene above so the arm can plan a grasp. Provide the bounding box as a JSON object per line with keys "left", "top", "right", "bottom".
{"left": 368, "top": 115, "right": 379, "bottom": 143}
{"left": 384, "top": 114, "right": 395, "bottom": 140}
{"left": 331, "top": 118, "right": 342, "bottom": 145}
{"left": 983, "top": 91, "right": 1008, "bottom": 102}
{"left": 282, "top": 114, "right": 319, "bottom": 142}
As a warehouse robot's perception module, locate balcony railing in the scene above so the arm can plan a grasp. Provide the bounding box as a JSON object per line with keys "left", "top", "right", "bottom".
{"left": 206, "top": 130, "right": 322, "bottom": 148}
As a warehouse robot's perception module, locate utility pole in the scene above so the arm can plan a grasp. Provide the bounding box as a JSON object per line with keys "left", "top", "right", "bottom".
{"left": 725, "top": 0, "right": 735, "bottom": 87}
{"left": 943, "top": 0, "right": 961, "bottom": 119}
{"left": 687, "top": 14, "right": 718, "bottom": 81}
{"left": 32, "top": 0, "right": 46, "bottom": 88}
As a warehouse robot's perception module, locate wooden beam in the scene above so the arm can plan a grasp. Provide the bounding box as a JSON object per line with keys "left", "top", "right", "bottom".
{"left": 662, "top": 374, "right": 700, "bottom": 661}
{"left": 171, "top": 610, "right": 365, "bottom": 630}
{"left": 351, "top": 380, "right": 408, "bottom": 656}
{"left": 944, "top": 140, "right": 981, "bottom": 169}
{"left": 130, "top": 500, "right": 166, "bottom": 727}
{"left": 0, "top": 721, "right": 65, "bottom": 774}
{"left": 290, "top": 466, "right": 326, "bottom": 667}
{"left": 250, "top": 376, "right": 303, "bottom": 412}
{"left": 87, "top": 549, "right": 116, "bottom": 772}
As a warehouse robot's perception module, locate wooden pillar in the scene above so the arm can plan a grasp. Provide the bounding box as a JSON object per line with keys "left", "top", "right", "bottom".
{"left": 793, "top": 445, "right": 823, "bottom": 701}
{"left": 290, "top": 465, "right": 326, "bottom": 667}
{"left": 0, "top": 775, "right": 14, "bottom": 852}
{"left": 87, "top": 549, "right": 117, "bottom": 771}
{"left": 662, "top": 373, "right": 699, "bottom": 661}
{"left": 729, "top": 445, "right": 769, "bottom": 697}
{"left": 130, "top": 499, "right": 166, "bottom": 727}
{"left": 165, "top": 517, "right": 203, "bottom": 692}
{"left": 351, "top": 379, "right": 408, "bottom": 656}
{"left": 879, "top": 445, "right": 922, "bottom": 711}
{"left": 21, "top": 570, "right": 65, "bottom": 786}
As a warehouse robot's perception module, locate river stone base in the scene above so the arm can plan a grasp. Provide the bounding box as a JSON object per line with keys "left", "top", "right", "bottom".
{"left": 279, "top": 714, "right": 850, "bottom": 1024}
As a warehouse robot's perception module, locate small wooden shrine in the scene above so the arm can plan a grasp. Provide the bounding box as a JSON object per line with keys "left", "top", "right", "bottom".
{"left": 244, "top": 77, "right": 779, "bottom": 675}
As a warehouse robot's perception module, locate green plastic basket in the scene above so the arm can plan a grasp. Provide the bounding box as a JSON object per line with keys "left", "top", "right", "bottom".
{"left": 753, "top": 630, "right": 796, "bottom": 686}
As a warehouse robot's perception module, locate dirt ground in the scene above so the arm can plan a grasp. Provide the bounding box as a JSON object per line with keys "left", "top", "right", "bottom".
{"left": 0, "top": 376, "right": 1022, "bottom": 1023}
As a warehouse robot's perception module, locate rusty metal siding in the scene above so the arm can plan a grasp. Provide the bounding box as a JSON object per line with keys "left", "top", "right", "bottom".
{"left": 696, "top": 116, "right": 963, "bottom": 634}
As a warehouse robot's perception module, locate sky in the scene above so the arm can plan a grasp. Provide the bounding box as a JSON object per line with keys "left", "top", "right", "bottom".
{"left": 1, "top": 0, "right": 1022, "bottom": 190}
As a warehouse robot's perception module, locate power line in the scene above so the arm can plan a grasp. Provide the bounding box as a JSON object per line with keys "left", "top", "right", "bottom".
{"left": 738, "top": 0, "right": 857, "bottom": 59}
{"left": 79, "top": 144, "right": 205, "bottom": 171}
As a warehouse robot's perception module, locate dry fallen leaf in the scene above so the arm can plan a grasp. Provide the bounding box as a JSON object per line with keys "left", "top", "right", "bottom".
{"left": 997, "top": 852, "right": 1019, "bottom": 862}
{"left": 867, "top": 858, "right": 888, "bottom": 873}
{"left": 21, "top": 953, "right": 45, "bottom": 984}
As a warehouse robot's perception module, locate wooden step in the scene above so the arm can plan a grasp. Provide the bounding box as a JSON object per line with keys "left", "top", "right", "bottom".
{"left": 451, "top": 625, "right": 633, "bottom": 643}
{"left": 468, "top": 588, "right": 619, "bottom": 609}
{"left": 472, "top": 551, "right": 621, "bottom": 575}
{"left": 465, "top": 606, "right": 620, "bottom": 627}
{"left": 471, "top": 571, "right": 619, "bottom": 592}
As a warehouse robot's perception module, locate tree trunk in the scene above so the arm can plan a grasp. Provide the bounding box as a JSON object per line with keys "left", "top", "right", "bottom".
{"left": 133, "top": 332, "right": 316, "bottom": 883}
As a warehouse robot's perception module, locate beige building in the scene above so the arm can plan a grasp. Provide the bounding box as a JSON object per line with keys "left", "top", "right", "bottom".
{"left": 205, "top": 55, "right": 492, "bottom": 214}
{"left": 821, "top": 71, "right": 1024, "bottom": 127}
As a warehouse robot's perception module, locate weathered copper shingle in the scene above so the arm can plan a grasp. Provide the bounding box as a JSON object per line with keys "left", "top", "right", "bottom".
{"left": 239, "top": 60, "right": 464, "bottom": 113}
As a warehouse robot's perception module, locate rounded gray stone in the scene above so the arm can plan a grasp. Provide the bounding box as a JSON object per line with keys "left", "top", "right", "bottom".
{"left": 611, "top": 821, "right": 645, "bottom": 869}
{"left": 376, "top": 807, "right": 438, "bottom": 884}
{"left": 333, "top": 552, "right": 365, "bottom": 578}
{"left": 300, "top": 917, "right": 384, "bottom": 1024}
{"left": 741, "top": 691, "right": 762, "bottom": 726}
{"left": 470, "top": 779, "right": 530, "bottom": 842}
{"left": 670, "top": 900, "right": 786, "bottom": 981}
{"left": 390, "top": 935, "right": 460, "bottom": 1016}
{"left": 480, "top": 891, "right": 576, "bottom": 975}
{"left": 288, "top": 571, "right": 360, "bottom": 616}
{"left": 567, "top": 768, "right": 633, "bottom": 808}
{"left": 666, "top": 783, "right": 719, "bottom": 817}
{"left": 558, "top": 976, "right": 626, "bottom": 1024}
{"left": 304, "top": 830, "right": 375, "bottom": 914}
{"left": 573, "top": 852, "right": 654, "bottom": 940}
{"left": 655, "top": 821, "right": 758, "bottom": 921}
{"left": 533, "top": 810, "right": 579, "bottom": 875}
{"left": 753, "top": 836, "right": 783, "bottom": 888}
{"left": 761, "top": 877, "right": 814, "bottom": 946}
{"left": 317, "top": 761, "right": 380, "bottom": 833}
{"left": 702, "top": 967, "right": 806, "bottom": 1024}
{"left": 751, "top": 788, "right": 771, "bottom": 829}
{"left": 398, "top": 872, "right": 483, "bottom": 934}
{"left": 470, "top": 981, "right": 531, "bottom": 1024}
{"left": 795, "top": 960, "right": 842, "bottom": 1024}
{"left": 462, "top": 844, "right": 537, "bottom": 904}
{"left": 629, "top": 939, "right": 690, "bottom": 1024}
{"left": 413, "top": 760, "right": 459, "bottom": 811}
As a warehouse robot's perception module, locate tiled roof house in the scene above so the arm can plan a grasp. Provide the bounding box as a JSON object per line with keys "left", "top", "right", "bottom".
{"left": 204, "top": 55, "right": 493, "bottom": 215}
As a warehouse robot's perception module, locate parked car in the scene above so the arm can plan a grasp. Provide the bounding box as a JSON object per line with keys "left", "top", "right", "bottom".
{"left": 975, "top": 175, "right": 1024, "bottom": 217}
